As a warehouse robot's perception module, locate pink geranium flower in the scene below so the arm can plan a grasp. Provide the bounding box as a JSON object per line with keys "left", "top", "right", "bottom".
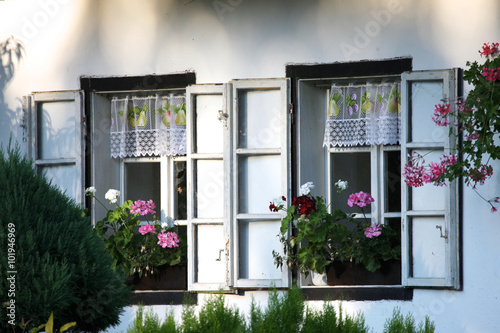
{"left": 364, "top": 224, "right": 382, "bottom": 238}
{"left": 157, "top": 231, "right": 180, "bottom": 248}
{"left": 347, "top": 191, "right": 374, "bottom": 208}
{"left": 138, "top": 224, "right": 156, "bottom": 235}
{"left": 131, "top": 199, "right": 156, "bottom": 216}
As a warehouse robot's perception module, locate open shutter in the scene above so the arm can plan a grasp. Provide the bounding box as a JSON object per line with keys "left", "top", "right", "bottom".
{"left": 25, "top": 91, "right": 85, "bottom": 206}
{"left": 186, "top": 84, "right": 232, "bottom": 291}
{"left": 401, "top": 69, "right": 461, "bottom": 289}
{"left": 231, "top": 78, "right": 291, "bottom": 288}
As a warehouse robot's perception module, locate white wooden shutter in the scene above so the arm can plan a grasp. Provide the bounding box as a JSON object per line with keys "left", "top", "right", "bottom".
{"left": 401, "top": 69, "right": 461, "bottom": 289}
{"left": 231, "top": 78, "right": 291, "bottom": 288}
{"left": 186, "top": 84, "right": 232, "bottom": 291}
{"left": 25, "top": 91, "right": 85, "bottom": 206}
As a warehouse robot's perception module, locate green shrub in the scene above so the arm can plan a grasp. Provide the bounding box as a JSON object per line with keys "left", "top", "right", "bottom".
{"left": 0, "top": 143, "right": 130, "bottom": 332}
{"left": 383, "top": 307, "right": 436, "bottom": 333}
{"left": 126, "top": 304, "right": 178, "bottom": 333}
{"left": 255, "top": 286, "right": 305, "bottom": 332}
{"left": 177, "top": 293, "right": 246, "bottom": 333}
{"left": 301, "top": 302, "right": 369, "bottom": 333}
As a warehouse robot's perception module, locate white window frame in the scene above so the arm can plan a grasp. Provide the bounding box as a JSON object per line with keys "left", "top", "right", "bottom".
{"left": 25, "top": 91, "right": 85, "bottom": 206}
{"left": 295, "top": 69, "right": 460, "bottom": 290}
{"left": 230, "top": 78, "right": 291, "bottom": 289}
{"left": 327, "top": 144, "right": 401, "bottom": 224}
{"left": 401, "top": 69, "right": 460, "bottom": 289}
{"left": 186, "top": 83, "right": 232, "bottom": 291}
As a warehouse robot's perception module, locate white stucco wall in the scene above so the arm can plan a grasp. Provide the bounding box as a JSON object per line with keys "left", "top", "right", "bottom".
{"left": 1, "top": 0, "right": 499, "bottom": 332}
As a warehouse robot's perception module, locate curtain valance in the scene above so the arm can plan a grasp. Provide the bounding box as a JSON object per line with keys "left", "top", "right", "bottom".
{"left": 323, "top": 83, "right": 401, "bottom": 147}
{"left": 110, "top": 95, "right": 186, "bottom": 158}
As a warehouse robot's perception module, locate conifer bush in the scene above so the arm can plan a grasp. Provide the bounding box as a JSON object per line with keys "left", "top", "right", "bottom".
{"left": 0, "top": 143, "right": 130, "bottom": 332}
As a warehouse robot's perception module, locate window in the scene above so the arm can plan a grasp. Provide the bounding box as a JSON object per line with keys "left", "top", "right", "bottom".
{"left": 25, "top": 65, "right": 461, "bottom": 299}
{"left": 186, "top": 80, "right": 291, "bottom": 291}
{"left": 289, "top": 59, "right": 461, "bottom": 292}
{"left": 24, "top": 91, "right": 84, "bottom": 205}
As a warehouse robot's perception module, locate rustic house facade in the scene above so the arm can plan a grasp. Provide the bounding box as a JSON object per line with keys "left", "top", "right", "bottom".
{"left": 1, "top": 0, "right": 499, "bottom": 332}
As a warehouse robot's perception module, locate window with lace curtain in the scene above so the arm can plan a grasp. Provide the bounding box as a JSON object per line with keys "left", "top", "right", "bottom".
{"left": 110, "top": 94, "right": 187, "bottom": 158}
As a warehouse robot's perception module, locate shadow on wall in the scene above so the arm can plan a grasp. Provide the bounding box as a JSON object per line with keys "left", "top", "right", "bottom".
{"left": 0, "top": 36, "right": 24, "bottom": 143}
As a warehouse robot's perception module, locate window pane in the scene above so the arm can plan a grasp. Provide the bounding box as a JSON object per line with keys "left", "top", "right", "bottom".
{"left": 385, "top": 150, "right": 401, "bottom": 212}
{"left": 410, "top": 81, "right": 447, "bottom": 143}
{"left": 237, "top": 89, "right": 281, "bottom": 149}
{"left": 195, "top": 160, "right": 224, "bottom": 218}
{"left": 238, "top": 220, "right": 282, "bottom": 280}
{"left": 195, "top": 224, "right": 226, "bottom": 284}
{"left": 195, "top": 95, "right": 224, "bottom": 154}
{"left": 125, "top": 162, "right": 161, "bottom": 216}
{"left": 410, "top": 150, "right": 445, "bottom": 211}
{"left": 174, "top": 161, "right": 187, "bottom": 220}
{"left": 38, "top": 101, "right": 76, "bottom": 160}
{"left": 331, "top": 152, "right": 370, "bottom": 213}
{"left": 410, "top": 216, "right": 446, "bottom": 278}
{"left": 238, "top": 155, "right": 281, "bottom": 214}
{"left": 40, "top": 164, "right": 79, "bottom": 199}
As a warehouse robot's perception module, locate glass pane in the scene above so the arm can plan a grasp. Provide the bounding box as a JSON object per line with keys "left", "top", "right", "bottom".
{"left": 411, "top": 216, "right": 446, "bottom": 278}
{"left": 195, "top": 95, "right": 224, "bottom": 154}
{"left": 331, "top": 152, "right": 371, "bottom": 214}
{"left": 238, "top": 155, "right": 281, "bottom": 214}
{"left": 237, "top": 89, "right": 281, "bottom": 149}
{"left": 410, "top": 150, "right": 445, "bottom": 211}
{"left": 238, "top": 220, "right": 282, "bottom": 280}
{"left": 385, "top": 150, "right": 401, "bottom": 212}
{"left": 125, "top": 162, "right": 161, "bottom": 218}
{"left": 196, "top": 160, "right": 224, "bottom": 218}
{"left": 174, "top": 161, "right": 187, "bottom": 220}
{"left": 37, "top": 101, "right": 76, "bottom": 160}
{"left": 40, "top": 165, "right": 79, "bottom": 199}
{"left": 195, "top": 224, "right": 226, "bottom": 284}
{"left": 410, "top": 81, "right": 447, "bottom": 143}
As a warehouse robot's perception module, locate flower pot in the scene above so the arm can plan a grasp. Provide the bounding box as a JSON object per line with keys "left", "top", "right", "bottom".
{"left": 310, "top": 271, "right": 328, "bottom": 286}
{"left": 325, "top": 259, "right": 400, "bottom": 286}
{"left": 127, "top": 265, "right": 187, "bottom": 290}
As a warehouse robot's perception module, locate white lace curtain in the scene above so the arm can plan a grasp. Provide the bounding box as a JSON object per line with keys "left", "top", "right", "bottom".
{"left": 323, "top": 83, "right": 401, "bottom": 147}
{"left": 110, "top": 95, "right": 186, "bottom": 158}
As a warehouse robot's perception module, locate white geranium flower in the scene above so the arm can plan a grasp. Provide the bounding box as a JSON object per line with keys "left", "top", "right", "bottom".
{"left": 105, "top": 189, "right": 120, "bottom": 204}
{"left": 85, "top": 186, "right": 96, "bottom": 195}
{"left": 161, "top": 222, "right": 169, "bottom": 229}
{"left": 335, "top": 179, "right": 348, "bottom": 192}
{"left": 299, "top": 182, "right": 315, "bottom": 196}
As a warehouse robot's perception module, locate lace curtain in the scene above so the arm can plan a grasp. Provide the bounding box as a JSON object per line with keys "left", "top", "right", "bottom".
{"left": 110, "top": 95, "right": 186, "bottom": 158}
{"left": 323, "top": 83, "right": 401, "bottom": 147}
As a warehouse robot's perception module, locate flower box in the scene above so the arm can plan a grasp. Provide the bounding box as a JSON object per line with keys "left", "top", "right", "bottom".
{"left": 326, "top": 259, "right": 401, "bottom": 286}
{"left": 127, "top": 265, "right": 187, "bottom": 291}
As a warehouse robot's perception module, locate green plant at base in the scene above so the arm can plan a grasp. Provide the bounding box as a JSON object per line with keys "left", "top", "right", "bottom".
{"left": 126, "top": 304, "right": 177, "bottom": 333}
{"left": 383, "top": 307, "right": 435, "bottom": 333}
{"left": 28, "top": 312, "right": 76, "bottom": 333}
{"left": 0, "top": 142, "right": 130, "bottom": 332}
{"left": 301, "top": 302, "right": 369, "bottom": 333}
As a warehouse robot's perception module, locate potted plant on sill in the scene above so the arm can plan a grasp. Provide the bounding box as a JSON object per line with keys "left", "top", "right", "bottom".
{"left": 85, "top": 187, "right": 187, "bottom": 290}
{"left": 270, "top": 181, "right": 401, "bottom": 286}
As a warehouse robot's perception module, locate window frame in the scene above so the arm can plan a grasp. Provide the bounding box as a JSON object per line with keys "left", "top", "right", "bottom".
{"left": 400, "top": 69, "right": 461, "bottom": 290}
{"left": 289, "top": 60, "right": 461, "bottom": 295}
